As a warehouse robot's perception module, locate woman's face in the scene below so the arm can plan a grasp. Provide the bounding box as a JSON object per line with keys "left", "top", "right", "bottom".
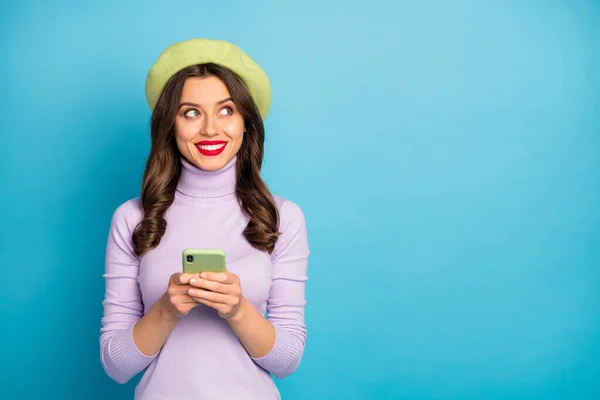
{"left": 174, "top": 76, "right": 245, "bottom": 171}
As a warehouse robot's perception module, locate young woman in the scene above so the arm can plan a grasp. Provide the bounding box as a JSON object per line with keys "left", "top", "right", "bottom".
{"left": 99, "top": 38, "right": 309, "bottom": 400}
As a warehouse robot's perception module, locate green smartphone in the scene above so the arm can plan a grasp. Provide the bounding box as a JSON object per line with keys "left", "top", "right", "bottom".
{"left": 182, "top": 248, "right": 226, "bottom": 274}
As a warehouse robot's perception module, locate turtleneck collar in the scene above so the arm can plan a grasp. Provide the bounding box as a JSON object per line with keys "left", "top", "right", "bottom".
{"left": 176, "top": 155, "right": 238, "bottom": 199}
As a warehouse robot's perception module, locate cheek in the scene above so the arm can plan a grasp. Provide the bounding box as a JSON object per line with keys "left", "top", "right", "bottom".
{"left": 228, "top": 130, "right": 244, "bottom": 143}
{"left": 175, "top": 124, "right": 198, "bottom": 155}
{"left": 229, "top": 132, "right": 244, "bottom": 154}
{"left": 223, "top": 118, "right": 244, "bottom": 139}
{"left": 223, "top": 119, "right": 245, "bottom": 142}
{"left": 173, "top": 122, "right": 199, "bottom": 157}
{"left": 174, "top": 121, "right": 199, "bottom": 141}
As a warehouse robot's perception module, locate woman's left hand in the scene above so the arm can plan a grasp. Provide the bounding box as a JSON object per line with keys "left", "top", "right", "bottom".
{"left": 188, "top": 271, "right": 244, "bottom": 320}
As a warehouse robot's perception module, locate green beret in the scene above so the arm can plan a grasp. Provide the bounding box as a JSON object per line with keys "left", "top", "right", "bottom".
{"left": 145, "top": 38, "right": 272, "bottom": 120}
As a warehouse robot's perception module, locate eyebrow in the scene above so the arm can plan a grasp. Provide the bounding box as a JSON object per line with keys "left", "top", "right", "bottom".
{"left": 178, "top": 97, "right": 233, "bottom": 109}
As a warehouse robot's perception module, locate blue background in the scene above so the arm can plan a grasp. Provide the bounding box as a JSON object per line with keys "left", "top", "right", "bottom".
{"left": 1, "top": 0, "right": 599, "bottom": 399}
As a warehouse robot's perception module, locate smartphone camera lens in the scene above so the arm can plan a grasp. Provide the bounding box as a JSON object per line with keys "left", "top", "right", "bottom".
{"left": 186, "top": 255, "right": 193, "bottom": 262}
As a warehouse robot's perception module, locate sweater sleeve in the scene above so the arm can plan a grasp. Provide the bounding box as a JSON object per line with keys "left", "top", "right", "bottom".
{"left": 99, "top": 200, "right": 158, "bottom": 384}
{"left": 251, "top": 199, "right": 310, "bottom": 379}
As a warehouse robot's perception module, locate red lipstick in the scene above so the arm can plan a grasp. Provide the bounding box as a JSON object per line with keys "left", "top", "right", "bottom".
{"left": 195, "top": 140, "right": 227, "bottom": 156}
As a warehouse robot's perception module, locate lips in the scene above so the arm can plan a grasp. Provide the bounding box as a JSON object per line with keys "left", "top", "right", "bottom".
{"left": 195, "top": 140, "right": 227, "bottom": 156}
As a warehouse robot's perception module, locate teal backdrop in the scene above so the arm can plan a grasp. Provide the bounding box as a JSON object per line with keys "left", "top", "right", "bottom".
{"left": 1, "top": 1, "right": 599, "bottom": 399}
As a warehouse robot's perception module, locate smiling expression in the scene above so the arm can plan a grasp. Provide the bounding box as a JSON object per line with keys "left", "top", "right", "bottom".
{"left": 174, "top": 76, "right": 245, "bottom": 171}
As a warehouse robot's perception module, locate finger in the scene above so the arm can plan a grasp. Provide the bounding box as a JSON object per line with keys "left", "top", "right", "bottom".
{"left": 196, "top": 279, "right": 240, "bottom": 297}
{"left": 188, "top": 288, "right": 235, "bottom": 305}
{"left": 168, "top": 283, "right": 197, "bottom": 296}
{"left": 173, "top": 273, "right": 199, "bottom": 285}
{"left": 200, "top": 272, "right": 235, "bottom": 284}
{"left": 188, "top": 278, "right": 228, "bottom": 294}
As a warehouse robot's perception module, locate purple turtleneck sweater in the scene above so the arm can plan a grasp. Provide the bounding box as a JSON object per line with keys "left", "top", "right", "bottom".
{"left": 99, "top": 155, "right": 309, "bottom": 399}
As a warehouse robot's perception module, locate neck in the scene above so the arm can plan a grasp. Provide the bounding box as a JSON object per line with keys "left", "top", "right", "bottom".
{"left": 176, "top": 155, "right": 238, "bottom": 199}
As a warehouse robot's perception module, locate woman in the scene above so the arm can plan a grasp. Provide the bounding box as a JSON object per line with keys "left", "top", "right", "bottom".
{"left": 99, "top": 38, "right": 309, "bottom": 400}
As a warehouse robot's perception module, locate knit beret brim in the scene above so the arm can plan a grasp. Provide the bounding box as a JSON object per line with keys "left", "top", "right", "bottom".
{"left": 145, "top": 38, "right": 272, "bottom": 120}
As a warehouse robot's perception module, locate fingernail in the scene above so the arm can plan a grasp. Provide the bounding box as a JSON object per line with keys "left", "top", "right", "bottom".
{"left": 190, "top": 279, "right": 197, "bottom": 285}
{"left": 200, "top": 273, "right": 207, "bottom": 278}
{"left": 189, "top": 289, "right": 196, "bottom": 295}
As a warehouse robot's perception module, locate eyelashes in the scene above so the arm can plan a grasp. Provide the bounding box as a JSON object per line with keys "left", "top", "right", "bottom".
{"left": 184, "top": 109, "right": 200, "bottom": 118}
{"left": 221, "top": 106, "right": 234, "bottom": 115}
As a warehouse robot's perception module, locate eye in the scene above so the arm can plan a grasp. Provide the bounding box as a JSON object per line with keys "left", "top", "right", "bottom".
{"left": 219, "top": 106, "right": 233, "bottom": 116}
{"left": 184, "top": 109, "right": 200, "bottom": 118}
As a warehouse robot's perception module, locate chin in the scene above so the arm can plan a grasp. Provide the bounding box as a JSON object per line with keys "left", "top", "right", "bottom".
{"left": 194, "top": 154, "right": 231, "bottom": 171}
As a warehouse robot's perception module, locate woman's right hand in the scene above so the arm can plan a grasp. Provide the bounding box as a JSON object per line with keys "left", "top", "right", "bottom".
{"left": 160, "top": 273, "right": 201, "bottom": 319}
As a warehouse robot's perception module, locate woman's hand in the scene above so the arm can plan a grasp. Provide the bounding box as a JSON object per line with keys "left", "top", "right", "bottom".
{"left": 159, "top": 273, "right": 202, "bottom": 319}
{"left": 187, "top": 271, "right": 244, "bottom": 320}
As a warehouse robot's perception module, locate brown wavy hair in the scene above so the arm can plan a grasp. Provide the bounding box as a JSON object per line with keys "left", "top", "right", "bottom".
{"left": 132, "top": 63, "right": 280, "bottom": 258}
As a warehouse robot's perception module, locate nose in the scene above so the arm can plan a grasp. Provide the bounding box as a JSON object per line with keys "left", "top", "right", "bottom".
{"left": 202, "top": 114, "right": 218, "bottom": 137}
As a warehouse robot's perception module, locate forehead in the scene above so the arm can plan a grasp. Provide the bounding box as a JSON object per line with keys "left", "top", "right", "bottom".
{"left": 180, "top": 76, "right": 231, "bottom": 103}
